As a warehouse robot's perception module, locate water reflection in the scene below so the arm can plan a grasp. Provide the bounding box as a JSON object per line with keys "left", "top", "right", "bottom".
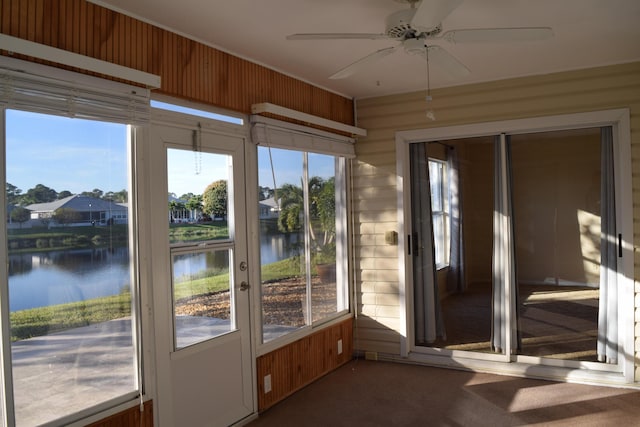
{"left": 260, "top": 232, "right": 300, "bottom": 265}
{"left": 173, "top": 250, "right": 229, "bottom": 280}
{"left": 7, "top": 232, "right": 297, "bottom": 312}
{"left": 8, "top": 248, "right": 131, "bottom": 312}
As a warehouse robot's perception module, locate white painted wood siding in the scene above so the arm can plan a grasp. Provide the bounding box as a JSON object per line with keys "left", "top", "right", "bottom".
{"left": 352, "top": 62, "right": 640, "bottom": 379}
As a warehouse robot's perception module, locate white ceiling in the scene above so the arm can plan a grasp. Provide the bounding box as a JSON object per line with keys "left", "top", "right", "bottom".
{"left": 92, "top": 0, "right": 640, "bottom": 100}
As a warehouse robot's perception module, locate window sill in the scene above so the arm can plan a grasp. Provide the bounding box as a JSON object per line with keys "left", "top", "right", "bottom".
{"left": 256, "top": 311, "right": 353, "bottom": 357}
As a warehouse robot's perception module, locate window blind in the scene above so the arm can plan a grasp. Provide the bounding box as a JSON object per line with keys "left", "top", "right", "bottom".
{"left": 0, "top": 57, "right": 150, "bottom": 125}
{"left": 250, "top": 115, "right": 356, "bottom": 158}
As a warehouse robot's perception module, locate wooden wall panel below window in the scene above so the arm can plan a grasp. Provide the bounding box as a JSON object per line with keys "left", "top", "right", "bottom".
{"left": 256, "top": 318, "right": 354, "bottom": 411}
{"left": 86, "top": 400, "right": 153, "bottom": 427}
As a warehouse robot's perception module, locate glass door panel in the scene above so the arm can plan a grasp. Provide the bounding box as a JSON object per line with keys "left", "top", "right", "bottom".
{"left": 412, "top": 136, "right": 499, "bottom": 354}
{"left": 511, "top": 128, "right": 603, "bottom": 361}
{"left": 172, "top": 248, "right": 233, "bottom": 349}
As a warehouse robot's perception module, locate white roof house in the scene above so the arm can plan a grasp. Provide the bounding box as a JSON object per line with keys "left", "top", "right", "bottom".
{"left": 26, "top": 195, "right": 128, "bottom": 226}
{"left": 259, "top": 197, "right": 280, "bottom": 220}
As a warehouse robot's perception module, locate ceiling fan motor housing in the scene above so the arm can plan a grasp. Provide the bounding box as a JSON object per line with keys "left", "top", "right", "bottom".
{"left": 385, "top": 9, "right": 417, "bottom": 39}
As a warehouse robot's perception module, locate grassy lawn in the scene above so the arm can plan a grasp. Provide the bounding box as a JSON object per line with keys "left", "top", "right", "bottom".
{"left": 169, "top": 221, "right": 229, "bottom": 244}
{"left": 10, "top": 292, "right": 131, "bottom": 342}
{"left": 10, "top": 256, "right": 301, "bottom": 341}
{"left": 173, "top": 257, "right": 302, "bottom": 299}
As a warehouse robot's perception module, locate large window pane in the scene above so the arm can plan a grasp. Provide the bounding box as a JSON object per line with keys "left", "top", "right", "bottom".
{"left": 259, "top": 148, "right": 306, "bottom": 341}
{"left": 5, "top": 110, "right": 137, "bottom": 426}
{"left": 308, "top": 154, "right": 338, "bottom": 323}
{"left": 258, "top": 147, "right": 347, "bottom": 343}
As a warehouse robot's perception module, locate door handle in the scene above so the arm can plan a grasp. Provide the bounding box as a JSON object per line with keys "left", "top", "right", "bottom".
{"left": 239, "top": 281, "right": 250, "bottom": 291}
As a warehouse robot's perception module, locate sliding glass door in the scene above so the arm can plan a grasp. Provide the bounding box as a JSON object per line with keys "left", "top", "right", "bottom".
{"left": 405, "top": 116, "right": 629, "bottom": 373}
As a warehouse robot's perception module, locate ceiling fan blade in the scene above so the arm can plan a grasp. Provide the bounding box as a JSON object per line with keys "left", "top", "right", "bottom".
{"left": 441, "top": 27, "right": 554, "bottom": 43}
{"left": 411, "top": 0, "right": 464, "bottom": 32}
{"left": 287, "top": 33, "right": 389, "bottom": 41}
{"left": 329, "top": 46, "right": 398, "bottom": 79}
{"left": 423, "top": 45, "right": 470, "bottom": 78}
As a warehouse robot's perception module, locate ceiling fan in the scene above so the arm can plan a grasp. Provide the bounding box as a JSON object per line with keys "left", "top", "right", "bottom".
{"left": 286, "top": 0, "right": 553, "bottom": 80}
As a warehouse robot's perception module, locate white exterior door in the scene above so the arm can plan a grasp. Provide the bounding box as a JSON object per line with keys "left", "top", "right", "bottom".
{"left": 149, "top": 123, "right": 253, "bottom": 426}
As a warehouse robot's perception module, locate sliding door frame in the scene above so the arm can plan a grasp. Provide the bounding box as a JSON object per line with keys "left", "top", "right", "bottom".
{"left": 396, "top": 109, "right": 634, "bottom": 383}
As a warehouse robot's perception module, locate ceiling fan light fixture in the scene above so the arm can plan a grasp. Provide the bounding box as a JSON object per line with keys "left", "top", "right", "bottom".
{"left": 403, "top": 38, "right": 426, "bottom": 55}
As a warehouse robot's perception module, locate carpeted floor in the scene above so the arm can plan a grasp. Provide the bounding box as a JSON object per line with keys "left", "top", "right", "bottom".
{"left": 428, "top": 283, "right": 600, "bottom": 361}
{"left": 247, "top": 359, "right": 640, "bottom": 427}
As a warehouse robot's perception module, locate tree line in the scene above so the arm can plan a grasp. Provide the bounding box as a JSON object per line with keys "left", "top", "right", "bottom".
{"left": 169, "top": 179, "right": 228, "bottom": 220}
{"left": 7, "top": 183, "right": 128, "bottom": 206}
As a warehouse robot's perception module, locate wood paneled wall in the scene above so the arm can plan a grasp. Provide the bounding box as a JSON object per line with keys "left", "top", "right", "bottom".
{"left": 0, "top": 0, "right": 354, "bottom": 124}
{"left": 256, "top": 318, "right": 353, "bottom": 411}
{"left": 86, "top": 401, "right": 153, "bottom": 427}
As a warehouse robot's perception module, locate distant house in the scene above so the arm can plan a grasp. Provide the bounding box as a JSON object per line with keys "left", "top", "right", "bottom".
{"left": 26, "top": 195, "right": 128, "bottom": 226}
{"left": 259, "top": 197, "right": 280, "bottom": 220}
{"left": 168, "top": 195, "right": 200, "bottom": 223}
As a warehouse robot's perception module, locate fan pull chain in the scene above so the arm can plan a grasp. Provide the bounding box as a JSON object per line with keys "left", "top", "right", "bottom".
{"left": 425, "top": 45, "right": 435, "bottom": 121}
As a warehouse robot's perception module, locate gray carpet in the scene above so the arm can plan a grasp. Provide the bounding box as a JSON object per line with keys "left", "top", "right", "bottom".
{"left": 247, "top": 359, "right": 640, "bottom": 426}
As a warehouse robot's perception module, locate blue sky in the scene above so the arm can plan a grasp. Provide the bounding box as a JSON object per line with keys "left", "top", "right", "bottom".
{"left": 6, "top": 110, "right": 129, "bottom": 195}
{"left": 7, "top": 109, "right": 335, "bottom": 199}
{"left": 167, "top": 148, "right": 229, "bottom": 197}
{"left": 258, "top": 147, "right": 335, "bottom": 192}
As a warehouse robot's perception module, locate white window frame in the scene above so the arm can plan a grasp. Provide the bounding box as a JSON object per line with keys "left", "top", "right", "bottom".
{"left": 0, "top": 57, "right": 155, "bottom": 426}
{"left": 249, "top": 116, "right": 353, "bottom": 356}
{"left": 395, "top": 109, "right": 634, "bottom": 384}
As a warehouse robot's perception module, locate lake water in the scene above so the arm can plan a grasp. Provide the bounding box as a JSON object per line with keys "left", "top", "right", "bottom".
{"left": 8, "top": 233, "right": 298, "bottom": 311}
{"left": 8, "top": 248, "right": 132, "bottom": 312}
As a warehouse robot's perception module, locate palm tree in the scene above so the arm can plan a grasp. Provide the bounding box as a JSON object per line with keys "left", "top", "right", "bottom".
{"left": 277, "top": 177, "right": 336, "bottom": 259}
{"left": 276, "top": 183, "right": 304, "bottom": 234}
